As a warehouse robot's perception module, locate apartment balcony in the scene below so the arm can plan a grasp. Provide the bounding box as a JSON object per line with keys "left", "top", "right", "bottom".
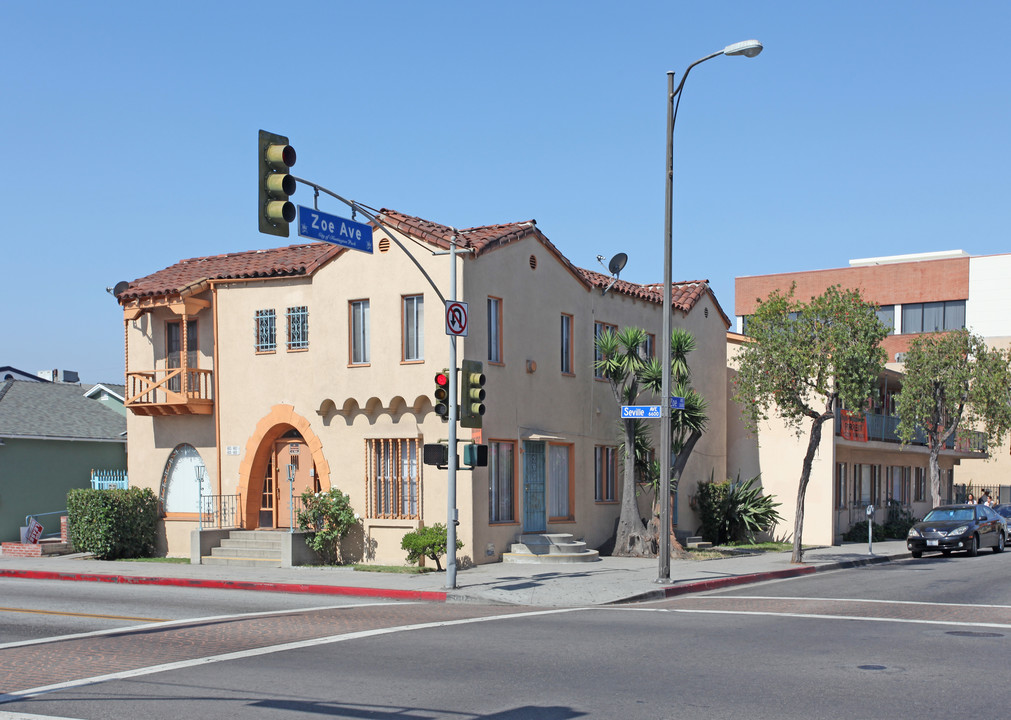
{"left": 836, "top": 409, "right": 986, "bottom": 454}
{"left": 126, "top": 368, "right": 213, "bottom": 416}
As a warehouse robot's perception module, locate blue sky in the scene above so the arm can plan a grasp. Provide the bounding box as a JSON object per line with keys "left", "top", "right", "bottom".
{"left": 3, "top": 1, "right": 1010, "bottom": 383}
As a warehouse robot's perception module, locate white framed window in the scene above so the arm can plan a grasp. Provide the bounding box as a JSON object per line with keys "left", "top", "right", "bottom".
{"left": 255, "top": 310, "right": 276, "bottom": 352}
{"left": 488, "top": 297, "right": 502, "bottom": 363}
{"left": 286, "top": 306, "right": 309, "bottom": 350}
{"left": 402, "top": 294, "right": 424, "bottom": 362}
{"left": 350, "top": 300, "right": 370, "bottom": 365}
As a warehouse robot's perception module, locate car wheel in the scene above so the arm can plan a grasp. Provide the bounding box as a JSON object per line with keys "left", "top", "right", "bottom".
{"left": 994, "top": 532, "right": 1005, "bottom": 554}
{"left": 911, "top": 550, "right": 922, "bottom": 559}
{"left": 967, "top": 534, "right": 978, "bottom": 557}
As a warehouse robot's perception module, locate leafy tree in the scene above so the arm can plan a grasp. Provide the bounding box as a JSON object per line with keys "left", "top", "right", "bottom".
{"left": 733, "top": 285, "right": 888, "bottom": 563}
{"left": 894, "top": 329, "right": 1011, "bottom": 505}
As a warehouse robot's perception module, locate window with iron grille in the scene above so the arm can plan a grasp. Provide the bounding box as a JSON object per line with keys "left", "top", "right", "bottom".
{"left": 255, "top": 309, "right": 276, "bottom": 352}
{"left": 287, "top": 306, "right": 309, "bottom": 350}
{"left": 367, "top": 438, "right": 421, "bottom": 519}
{"left": 489, "top": 440, "right": 516, "bottom": 523}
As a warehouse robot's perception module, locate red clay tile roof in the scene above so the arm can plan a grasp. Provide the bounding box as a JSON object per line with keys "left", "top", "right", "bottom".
{"left": 118, "top": 209, "right": 730, "bottom": 326}
{"left": 119, "top": 243, "right": 342, "bottom": 301}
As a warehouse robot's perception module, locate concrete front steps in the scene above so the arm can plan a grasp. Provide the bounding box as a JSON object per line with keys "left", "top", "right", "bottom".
{"left": 503, "top": 533, "right": 600, "bottom": 563}
{"left": 201, "top": 530, "right": 284, "bottom": 567}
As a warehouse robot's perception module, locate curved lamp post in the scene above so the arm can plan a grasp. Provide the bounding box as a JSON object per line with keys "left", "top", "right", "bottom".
{"left": 659, "top": 40, "right": 763, "bottom": 582}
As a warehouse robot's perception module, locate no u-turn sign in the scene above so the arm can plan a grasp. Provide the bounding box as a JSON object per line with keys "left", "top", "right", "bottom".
{"left": 446, "top": 301, "right": 468, "bottom": 336}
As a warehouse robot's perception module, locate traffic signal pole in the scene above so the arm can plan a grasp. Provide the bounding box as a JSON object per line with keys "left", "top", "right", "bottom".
{"left": 446, "top": 232, "right": 459, "bottom": 589}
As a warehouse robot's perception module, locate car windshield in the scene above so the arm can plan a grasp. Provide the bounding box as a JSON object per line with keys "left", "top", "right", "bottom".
{"left": 924, "top": 508, "right": 974, "bottom": 522}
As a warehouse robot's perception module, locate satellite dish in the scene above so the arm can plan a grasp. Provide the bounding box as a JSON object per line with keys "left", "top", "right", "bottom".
{"left": 112, "top": 281, "right": 130, "bottom": 297}
{"left": 608, "top": 253, "right": 628, "bottom": 277}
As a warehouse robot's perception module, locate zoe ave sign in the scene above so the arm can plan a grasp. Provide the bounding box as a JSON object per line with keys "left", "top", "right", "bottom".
{"left": 297, "top": 206, "right": 373, "bottom": 254}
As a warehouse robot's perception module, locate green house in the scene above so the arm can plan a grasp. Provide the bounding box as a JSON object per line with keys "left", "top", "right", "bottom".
{"left": 0, "top": 379, "right": 127, "bottom": 542}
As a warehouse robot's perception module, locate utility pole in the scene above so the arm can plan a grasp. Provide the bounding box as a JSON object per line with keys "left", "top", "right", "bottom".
{"left": 445, "top": 232, "right": 459, "bottom": 589}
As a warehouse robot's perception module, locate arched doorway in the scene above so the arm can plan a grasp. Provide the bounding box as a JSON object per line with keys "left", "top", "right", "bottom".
{"left": 259, "top": 429, "right": 320, "bottom": 529}
{"left": 160, "top": 444, "right": 211, "bottom": 515}
{"left": 237, "top": 405, "right": 331, "bottom": 530}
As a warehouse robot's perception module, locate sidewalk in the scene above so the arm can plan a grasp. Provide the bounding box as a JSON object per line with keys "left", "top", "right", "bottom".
{"left": 0, "top": 541, "right": 911, "bottom": 607}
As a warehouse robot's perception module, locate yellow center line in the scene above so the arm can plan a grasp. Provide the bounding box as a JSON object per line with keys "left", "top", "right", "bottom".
{"left": 0, "top": 606, "right": 167, "bottom": 622}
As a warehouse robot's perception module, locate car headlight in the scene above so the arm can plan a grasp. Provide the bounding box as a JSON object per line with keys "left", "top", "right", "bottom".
{"left": 950, "top": 525, "right": 969, "bottom": 536}
{"left": 908, "top": 528, "right": 921, "bottom": 538}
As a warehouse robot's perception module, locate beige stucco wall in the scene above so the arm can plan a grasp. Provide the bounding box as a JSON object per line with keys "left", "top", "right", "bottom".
{"left": 124, "top": 226, "right": 731, "bottom": 562}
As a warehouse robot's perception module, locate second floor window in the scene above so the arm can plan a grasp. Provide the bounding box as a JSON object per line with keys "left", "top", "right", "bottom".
{"left": 560, "top": 314, "right": 573, "bottom": 374}
{"left": 488, "top": 297, "right": 503, "bottom": 363}
{"left": 594, "top": 322, "right": 617, "bottom": 379}
{"left": 286, "top": 306, "right": 308, "bottom": 350}
{"left": 350, "top": 299, "right": 370, "bottom": 365}
{"left": 255, "top": 310, "right": 276, "bottom": 352}
{"left": 901, "top": 300, "right": 965, "bottom": 334}
{"left": 402, "top": 295, "right": 424, "bottom": 362}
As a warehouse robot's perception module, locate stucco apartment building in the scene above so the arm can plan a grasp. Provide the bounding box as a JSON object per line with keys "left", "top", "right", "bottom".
{"left": 118, "top": 209, "right": 731, "bottom": 562}
{"left": 730, "top": 250, "right": 1010, "bottom": 545}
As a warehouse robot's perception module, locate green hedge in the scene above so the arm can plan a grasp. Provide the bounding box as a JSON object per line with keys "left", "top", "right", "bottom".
{"left": 67, "top": 487, "right": 159, "bottom": 560}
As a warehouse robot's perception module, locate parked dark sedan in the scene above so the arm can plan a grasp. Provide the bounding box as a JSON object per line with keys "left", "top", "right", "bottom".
{"left": 994, "top": 504, "right": 1011, "bottom": 542}
{"left": 906, "top": 504, "right": 1006, "bottom": 558}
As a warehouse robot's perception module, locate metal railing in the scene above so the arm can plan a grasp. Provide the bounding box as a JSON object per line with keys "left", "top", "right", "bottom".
{"left": 23, "top": 511, "right": 66, "bottom": 541}
{"left": 197, "top": 494, "right": 241, "bottom": 530}
{"left": 836, "top": 408, "right": 987, "bottom": 452}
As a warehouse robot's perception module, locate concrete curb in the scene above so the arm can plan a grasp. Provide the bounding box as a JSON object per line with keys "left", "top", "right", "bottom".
{"left": 0, "top": 568, "right": 448, "bottom": 603}
{"left": 612, "top": 552, "right": 907, "bottom": 605}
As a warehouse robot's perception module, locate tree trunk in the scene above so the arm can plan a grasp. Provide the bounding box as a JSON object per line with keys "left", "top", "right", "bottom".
{"left": 792, "top": 415, "right": 828, "bottom": 563}
{"left": 928, "top": 443, "right": 942, "bottom": 507}
{"left": 613, "top": 418, "right": 653, "bottom": 557}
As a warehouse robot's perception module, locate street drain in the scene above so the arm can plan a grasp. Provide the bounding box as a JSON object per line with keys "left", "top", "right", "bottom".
{"left": 945, "top": 631, "right": 1004, "bottom": 638}
{"left": 858, "top": 665, "right": 887, "bottom": 671}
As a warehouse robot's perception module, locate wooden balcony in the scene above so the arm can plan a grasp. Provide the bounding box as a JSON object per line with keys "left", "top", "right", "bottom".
{"left": 126, "top": 368, "right": 214, "bottom": 416}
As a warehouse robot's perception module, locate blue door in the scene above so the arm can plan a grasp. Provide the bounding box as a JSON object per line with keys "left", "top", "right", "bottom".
{"left": 523, "top": 441, "right": 546, "bottom": 532}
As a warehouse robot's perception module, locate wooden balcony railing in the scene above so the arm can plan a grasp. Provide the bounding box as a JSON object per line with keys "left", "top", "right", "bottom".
{"left": 126, "top": 368, "right": 214, "bottom": 416}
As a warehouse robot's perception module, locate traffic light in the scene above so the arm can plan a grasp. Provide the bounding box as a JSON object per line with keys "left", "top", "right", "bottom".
{"left": 460, "top": 359, "right": 486, "bottom": 429}
{"left": 258, "top": 129, "right": 297, "bottom": 237}
{"left": 433, "top": 370, "right": 450, "bottom": 421}
{"left": 463, "top": 443, "right": 488, "bottom": 467}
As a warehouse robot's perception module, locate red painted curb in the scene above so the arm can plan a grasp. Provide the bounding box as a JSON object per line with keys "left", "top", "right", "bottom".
{"left": 661, "top": 565, "right": 817, "bottom": 598}
{"left": 0, "top": 568, "right": 448, "bottom": 603}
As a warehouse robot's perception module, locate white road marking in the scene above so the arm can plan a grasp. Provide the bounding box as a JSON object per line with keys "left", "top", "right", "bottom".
{"left": 0, "top": 608, "right": 582, "bottom": 705}
{"left": 0, "top": 601, "right": 405, "bottom": 651}
{"left": 710, "top": 595, "right": 1011, "bottom": 609}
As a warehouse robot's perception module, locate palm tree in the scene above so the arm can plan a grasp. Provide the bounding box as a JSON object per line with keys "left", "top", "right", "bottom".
{"left": 641, "top": 328, "right": 709, "bottom": 547}
{"left": 595, "top": 326, "right": 657, "bottom": 556}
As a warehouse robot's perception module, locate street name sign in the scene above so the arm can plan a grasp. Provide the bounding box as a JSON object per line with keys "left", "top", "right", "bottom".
{"left": 670, "top": 396, "right": 685, "bottom": 410}
{"left": 297, "top": 206, "right": 373, "bottom": 253}
{"left": 621, "top": 405, "right": 661, "bottom": 419}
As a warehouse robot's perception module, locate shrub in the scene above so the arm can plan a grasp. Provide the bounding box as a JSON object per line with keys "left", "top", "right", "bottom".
{"left": 296, "top": 488, "right": 359, "bottom": 565}
{"left": 696, "top": 473, "right": 782, "bottom": 545}
{"left": 884, "top": 504, "right": 918, "bottom": 539}
{"left": 67, "top": 487, "right": 158, "bottom": 560}
{"left": 843, "top": 520, "right": 886, "bottom": 543}
{"left": 401, "top": 523, "right": 463, "bottom": 571}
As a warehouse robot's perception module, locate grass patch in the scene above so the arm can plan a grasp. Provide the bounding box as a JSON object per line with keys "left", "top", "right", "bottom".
{"left": 724, "top": 541, "right": 793, "bottom": 553}
{"left": 352, "top": 564, "right": 436, "bottom": 574}
{"left": 120, "top": 556, "right": 191, "bottom": 564}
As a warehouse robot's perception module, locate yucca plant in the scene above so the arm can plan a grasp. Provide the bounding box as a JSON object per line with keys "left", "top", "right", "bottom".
{"left": 724, "top": 474, "right": 783, "bottom": 544}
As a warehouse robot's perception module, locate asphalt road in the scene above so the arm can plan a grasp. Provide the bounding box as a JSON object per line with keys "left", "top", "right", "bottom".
{"left": 2, "top": 553, "right": 1009, "bottom": 720}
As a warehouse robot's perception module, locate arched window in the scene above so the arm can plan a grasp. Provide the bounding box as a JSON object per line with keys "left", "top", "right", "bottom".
{"left": 161, "top": 444, "right": 210, "bottom": 513}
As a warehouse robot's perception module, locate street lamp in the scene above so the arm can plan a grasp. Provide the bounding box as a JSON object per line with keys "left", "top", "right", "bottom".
{"left": 658, "top": 40, "right": 763, "bottom": 582}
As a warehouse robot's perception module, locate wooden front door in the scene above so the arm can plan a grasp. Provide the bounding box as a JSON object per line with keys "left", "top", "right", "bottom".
{"left": 273, "top": 440, "right": 315, "bottom": 529}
